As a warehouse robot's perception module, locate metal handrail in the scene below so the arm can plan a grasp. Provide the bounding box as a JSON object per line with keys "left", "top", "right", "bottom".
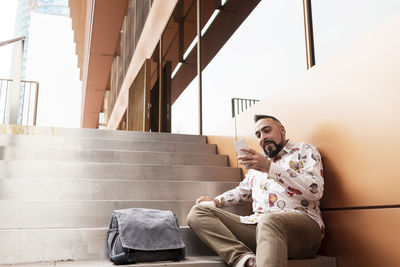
{"left": 0, "top": 78, "right": 39, "bottom": 125}
{"left": 0, "top": 37, "right": 25, "bottom": 47}
{"left": 0, "top": 36, "right": 26, "bottom": 125}
{"left": 231, "top": 97, "right": 259, "bottom": 118}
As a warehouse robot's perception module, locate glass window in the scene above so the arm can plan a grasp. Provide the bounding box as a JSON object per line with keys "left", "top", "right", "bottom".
{"left": 171, "top": 76, "right": 199, "bottom": 134}
{"left": 312, "top": 0, "right": 400, "bottom": 64}
{"left": 202, "top": 0, "right": 307, "bottom": 134}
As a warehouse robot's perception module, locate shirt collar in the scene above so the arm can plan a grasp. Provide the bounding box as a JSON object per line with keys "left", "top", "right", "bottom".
{"left": 271, "top": 139, "right": 292, "bottom": 159}
{"left": 282, "top": 139, "right": 293, "bottom": 153}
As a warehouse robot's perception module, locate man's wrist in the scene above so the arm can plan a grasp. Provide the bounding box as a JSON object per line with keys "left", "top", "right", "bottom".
{"left": 256, "top": 156, "right": 271, "bottom": 173}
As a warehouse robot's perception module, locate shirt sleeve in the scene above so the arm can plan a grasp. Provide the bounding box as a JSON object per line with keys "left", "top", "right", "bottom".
{"left": 214, "top": 170, "right": 253, "bottom": 207}
{"left": 268, "top": 144, "right": 324, "bottom": 201}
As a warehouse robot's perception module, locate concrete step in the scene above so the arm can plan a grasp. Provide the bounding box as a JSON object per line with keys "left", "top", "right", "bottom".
{"left": 0, "top": 134, "right": 216, "bottom": 154}
{"left": 0, "top": 179, "right": 239, "bottom": 201}
{"left": 0, "top": 257, "right": 226, "bottom": 267}
{"left": 0, "top": 161, "right": 241, "bottom": 181}
{"left": 0, "top": 226, "right": 216, "bottom": 263}
{"left": 287, "top": 256, "right": 337, "bottom": 267}
{"left": 0, "top": 201, "right": 252, "bottom": 228}
{"left": 0, "top": 125, "right": 207, "bottom": 143}
{"left": 0, "top": 226, "right": 336, "bottom": 266}
{"left": 0, "top": 147, "right": 228, "bottom": 166}
{"left": 0, "top": 127, "right": 337, "bottom": 266}
{"left": 0, "top": 218, "right": 232, "bottom": 263}
{"left": 0, "top": 256, "right": 336, "bottom": 267}
{"left": 0, "top": 228, "right": 109, "bottom": 264}
{"left": 61, "top": 257, "right": 225, "bottom": 267}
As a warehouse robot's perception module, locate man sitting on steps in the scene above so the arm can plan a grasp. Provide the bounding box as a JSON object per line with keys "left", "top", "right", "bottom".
{"left": 187, "top": 114, "right": 325, "bottom": 267}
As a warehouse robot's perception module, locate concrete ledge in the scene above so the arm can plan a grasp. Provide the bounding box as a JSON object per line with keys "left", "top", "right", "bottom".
{"left": 0, "top": 256, "right": 226, "bottom": 267}
{"left": 0, "top": 256, "right": 336, "bottom": 267}
{"left": 0, "top": 227, "right": 335, "bottom": 266}
{"left": 0, "top": 179, "right": 239, "bottom": 201}
{"left": 0, "top": 125, "right": 207, "bottom": 143}
{"left": 0, "top": 147, "right": 228, "bottom": 166}
{"left": 0, "top": 161, "right": 242, "bottom": 181}
{"left": 0, "top": 201, "right": 252, "bottom": 228}
{"left": 0, "top": 135, "right": 216, "bottom": 154}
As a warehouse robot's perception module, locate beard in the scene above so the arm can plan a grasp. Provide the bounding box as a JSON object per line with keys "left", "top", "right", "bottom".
{"left": 262, "top": 137, "right": 285, "bottom": 158}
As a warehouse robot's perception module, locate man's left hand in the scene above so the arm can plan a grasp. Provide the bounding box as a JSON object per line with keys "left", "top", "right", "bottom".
{"left": 238, "top": 148, "right": 271, "bottom": 173}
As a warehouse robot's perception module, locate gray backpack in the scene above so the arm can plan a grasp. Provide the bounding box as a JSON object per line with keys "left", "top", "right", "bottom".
{"left": 106, "top": 208, "right": 186, "bottom": 265}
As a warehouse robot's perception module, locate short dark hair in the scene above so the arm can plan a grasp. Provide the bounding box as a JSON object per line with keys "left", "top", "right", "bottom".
{"left": 254, "top": 114, "right": 281, "bottom": 124}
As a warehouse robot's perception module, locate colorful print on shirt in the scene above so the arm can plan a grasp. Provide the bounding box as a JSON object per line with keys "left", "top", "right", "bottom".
{"left": 215, "top": 141, "right": 325, "bottom": 231}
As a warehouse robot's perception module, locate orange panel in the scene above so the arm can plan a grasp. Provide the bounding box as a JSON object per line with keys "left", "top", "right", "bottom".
{"left": 90, "top": 0, "right": 128, "bottom": 55}
{"left": 207, "top": 118, "right": 238, "bottom": 168}
{"left": 68, "top": 0, "right": 87, "bottom": 72}
{"left": 220, "top": 11, "right": 400, "bottom": 209}
{"left": 84, "top": 89, "right": 105, "bottom": 113}
{"left": 321, "top": 208, "right": 400, "bottom": 267}
{"left": 82, "top": 111, "right": 100, "bottom": 128}
{"left": 86, "top": 55, "right": 113, "bottom": 90}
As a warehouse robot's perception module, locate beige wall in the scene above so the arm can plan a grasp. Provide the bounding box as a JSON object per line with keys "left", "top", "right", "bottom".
{"left": 206, "top": 10, "right": 400, "bottom": 267}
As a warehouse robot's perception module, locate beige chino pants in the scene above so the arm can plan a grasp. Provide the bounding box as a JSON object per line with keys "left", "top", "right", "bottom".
{"left": 187, "top": 205, "right": 322, "bottom": 267}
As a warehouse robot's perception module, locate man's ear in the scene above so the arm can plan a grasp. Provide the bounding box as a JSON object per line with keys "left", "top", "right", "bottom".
{"left": 280, "top": 125, "right": 286, "bottom": 135}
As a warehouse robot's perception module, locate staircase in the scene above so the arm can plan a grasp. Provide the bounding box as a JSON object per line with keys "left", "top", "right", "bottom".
{"left": 0, "top": 125, "right": 336, "bottom": 266}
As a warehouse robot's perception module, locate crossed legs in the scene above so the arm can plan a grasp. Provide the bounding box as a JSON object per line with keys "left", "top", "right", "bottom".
{"left": 187, "top": 205, "right": 322, "bottom": 267}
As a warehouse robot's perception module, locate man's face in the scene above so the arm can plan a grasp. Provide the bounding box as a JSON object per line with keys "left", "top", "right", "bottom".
{"left": 254, "top": 118, "right": 286, "bottom": 158}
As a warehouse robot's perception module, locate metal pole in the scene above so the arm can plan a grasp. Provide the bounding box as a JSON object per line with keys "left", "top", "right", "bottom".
{"left": 20, "top": 81, "right": 26, "bottom": 124}
{"left": 26, "top": 82, "right": 32, "bottom": 125}
{"left": 158, "top": 38, "right": 163, "bottom": 132}
{"left": 197, "top": 0, "right": 203, "bottom": 135}
{"left": 8, "top": 39, "right": 24, "bottom": 124}
{"left": 302, "top": 0, "right": 315, "bottom": 69}
{"left": 33, "top": 82, "right": 39, "bottom": 126}
{"left": 3, "top": 80, "right": 9, "bottom": 124}
{"left": 231, "top": 98, "right": 235, "bottom": 118}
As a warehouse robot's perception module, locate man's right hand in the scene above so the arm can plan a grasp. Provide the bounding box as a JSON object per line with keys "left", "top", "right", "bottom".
{"left": 196, "top": 196, "right": 221, "bottom": 208}
{"left": 196, "top": 196, "right": 214, "bottom": 204}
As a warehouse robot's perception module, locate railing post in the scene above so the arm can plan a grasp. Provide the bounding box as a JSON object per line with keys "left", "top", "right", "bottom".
{"left": 7, "top": 39, "right": 24, "bottom": 124}
{"left": 231, "top": 98, "right": 260, "bottom": 118}
{"left": 33, "top": 82, "right": 39, "bottom": 126}
{"left": 2, "top": 80, "right": 9, "bottom": 124}
{"left": 231, "top": 98, "right": 235, "bottom": 118}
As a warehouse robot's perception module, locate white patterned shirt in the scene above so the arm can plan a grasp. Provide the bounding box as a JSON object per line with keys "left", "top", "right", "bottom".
{"left": 215, "top": 140, "right": 325, "bottom": 231}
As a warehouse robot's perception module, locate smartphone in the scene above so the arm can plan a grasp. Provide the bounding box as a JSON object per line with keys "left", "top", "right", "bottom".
{"left": 233, "top": 139, "right": 249, "bottom": 156}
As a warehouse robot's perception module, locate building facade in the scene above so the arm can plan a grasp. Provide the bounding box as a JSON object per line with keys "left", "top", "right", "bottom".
{"left": 69, "top": 1, "right": 400, "bottom": 266}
